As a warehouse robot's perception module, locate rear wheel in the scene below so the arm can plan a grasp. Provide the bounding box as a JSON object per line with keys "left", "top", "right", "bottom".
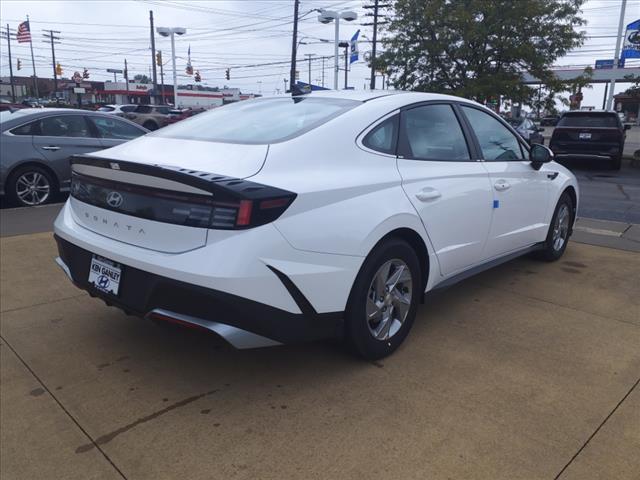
{"left": 535, "top": 192, "right": 574, "bottom": 262}
{"left": 7, "top": 165, "right": 55, "bottom": 207}
{"left": 345, "top": 238, "right": 421, "bottom": 360}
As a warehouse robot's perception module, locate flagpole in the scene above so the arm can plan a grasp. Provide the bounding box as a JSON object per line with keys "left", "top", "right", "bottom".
{"left": 26, "top": 15, "right": 39, "bottom": 98}
{"left": 5, "top": 24, "right": 16, "bottom": 102}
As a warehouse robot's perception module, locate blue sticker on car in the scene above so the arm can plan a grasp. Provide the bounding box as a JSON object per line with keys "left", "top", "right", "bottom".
{"left": 493, "top": 200, "right": 500, "bottom": 209}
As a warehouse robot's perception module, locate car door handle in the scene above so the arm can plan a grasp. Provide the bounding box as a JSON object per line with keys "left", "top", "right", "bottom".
{"left": 494, "top": 180, "right": 511, "bottom": 191}
{"left": 41, "top": 146, "right": 60, "bottom": 151}
{"left": 415, "top": 188, "right": 442, "bottom": 202}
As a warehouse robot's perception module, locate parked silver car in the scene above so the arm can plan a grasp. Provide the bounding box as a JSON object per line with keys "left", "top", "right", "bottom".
{"left": 0, "top": 108, "right": 148, "bottom": 206}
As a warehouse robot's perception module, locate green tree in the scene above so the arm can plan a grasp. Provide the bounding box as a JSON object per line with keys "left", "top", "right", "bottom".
{"left": 380, "top": 0, "right": 586, "bottom": 106}
{"left": 133, "top": 74, "right": 151, "bottom": 83}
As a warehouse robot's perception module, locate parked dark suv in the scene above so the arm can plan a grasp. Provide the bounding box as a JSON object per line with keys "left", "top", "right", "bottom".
{"left": 549, "top": 111, "right": 629, "bottom": 170}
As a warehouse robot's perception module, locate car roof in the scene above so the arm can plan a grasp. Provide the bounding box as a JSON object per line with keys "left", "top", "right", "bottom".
{"left": 290, "top": 90, "right": 482, "bottom": 108}
{"left": 561, "top": 110, "right": 616, "bottom": 115}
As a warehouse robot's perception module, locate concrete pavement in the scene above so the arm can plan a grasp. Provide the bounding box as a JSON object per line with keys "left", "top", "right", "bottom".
{"left": 1, "top": 232, "right": 639, "bottom": 480}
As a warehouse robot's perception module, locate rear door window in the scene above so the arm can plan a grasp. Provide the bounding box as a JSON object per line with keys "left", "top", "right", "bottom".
{"left": 35, "top": 115, "right": 94, "bottom": 138}
{"left": 399, "top": 104, "right": 470, "bottom": 161}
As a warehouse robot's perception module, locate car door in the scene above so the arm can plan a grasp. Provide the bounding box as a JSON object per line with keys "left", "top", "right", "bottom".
{"left": 459, "top": 105, "right": 550, "bottom": 260}
{"left": 30, "top": 114, "right": 104, "bottom": 191}
{"left": 396, "top": 103, "right": 494, "bottom": 277}
{"left": 87, "top": 115, "right": 148, "bottom": 148}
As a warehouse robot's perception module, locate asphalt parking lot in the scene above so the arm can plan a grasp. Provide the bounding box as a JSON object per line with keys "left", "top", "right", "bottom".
{"left": 1, "top": 211, "right": 639, "bottom": 479}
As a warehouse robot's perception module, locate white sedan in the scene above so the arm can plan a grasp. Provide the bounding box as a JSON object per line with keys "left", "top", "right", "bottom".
{"left": 54, "top": 91, "right": 578, "bottom": 359}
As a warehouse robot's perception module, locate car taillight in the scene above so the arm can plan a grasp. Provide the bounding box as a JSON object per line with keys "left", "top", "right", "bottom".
{"left": 208, "top": 195, "right": 295, "bottom": 229}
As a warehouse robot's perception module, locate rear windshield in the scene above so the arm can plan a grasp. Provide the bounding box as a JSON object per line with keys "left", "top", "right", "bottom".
{"left": 154, "top": 97, "right": 360, "bottom": 144}
{"left": 557, "top": 113, "right": 618, "bottom": 128}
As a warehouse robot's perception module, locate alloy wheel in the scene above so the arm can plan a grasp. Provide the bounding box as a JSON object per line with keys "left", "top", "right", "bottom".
{"left": 16, "top": 171, "right": 51, "bottom": 206}
{"left": 366, "top": 259, "right": 413, "bottom": 341}
{"left": 552, "top": 204, "right": 570, "bottom": 251}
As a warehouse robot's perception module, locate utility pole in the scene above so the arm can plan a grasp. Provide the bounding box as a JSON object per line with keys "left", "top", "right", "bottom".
{"left": 304, "top": 53, "right": 314, "bottom": 85}
{"left": 124, "top": 58, "right": 130, "bottom": 102}
{"left": 363, "top": 1, "right": 391, "bottom": 90}
{"left": 289, "top": 0, "right": 300, "bottom": 92}
{"left": 159, "top": 56, "right": 165, "bottom": 104}
{"left": 149, "top": 10, "right": 158, "bottom": 105}
{"left": 368, "top": 0, "right": 379, "bottom": 90}
{"left": 606, "top": 0, "right": 627, "bottom": 110}
{"left": 43, "top": 29, "right": 61, "bottom": 98}
{"left": 4, "top": 25, "right": 16, "bottom": 102}
{"left": 321, "top": 56, "right": 325, "bottom": 87}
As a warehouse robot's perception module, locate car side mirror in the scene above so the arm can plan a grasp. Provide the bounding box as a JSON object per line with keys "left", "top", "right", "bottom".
{"left": 623, "top": 124, "right": 631, "bottom": 130}
{"left": 530, "top": 144, "right": 553, "bottom": 170}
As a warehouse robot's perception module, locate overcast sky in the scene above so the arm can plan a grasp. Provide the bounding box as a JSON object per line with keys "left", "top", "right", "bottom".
{"left": 1, "top": 0, "right": 639, "bottom": 107}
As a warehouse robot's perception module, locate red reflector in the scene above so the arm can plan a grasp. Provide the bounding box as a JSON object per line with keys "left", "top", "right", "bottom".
{"left": 260, "top": 198, "right": 290, "bottom": 209}
{"left": 236, "top": 200, "right": 253, "bottom": 226}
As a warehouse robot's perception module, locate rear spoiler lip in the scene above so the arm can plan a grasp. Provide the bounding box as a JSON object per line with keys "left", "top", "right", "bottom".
{"left": 70, "top": 155, "right": 294, "bottom": 201}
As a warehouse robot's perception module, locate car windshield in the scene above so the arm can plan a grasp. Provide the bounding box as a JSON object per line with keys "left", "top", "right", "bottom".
{"left": 558, "top": 113, "right": 618, "bottom": 128}
{"left": 154, "top": 97, "right": 360, "bottom": 144}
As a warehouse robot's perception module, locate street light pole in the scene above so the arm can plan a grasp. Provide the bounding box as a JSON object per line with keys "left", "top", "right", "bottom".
{"left": 157, "top": 26, "right": 186, "bottom": 107}
{"left": 170, "top": 32, "right": 177, "bottom": 107}
{"left": 333, "top": 17, "right": 340, "bottom": 90}
{"left": 605, "top": 0, "right": 627, "bottom": 111}
{"left": 317, "top": 10, "right": 357, "bottom": 90}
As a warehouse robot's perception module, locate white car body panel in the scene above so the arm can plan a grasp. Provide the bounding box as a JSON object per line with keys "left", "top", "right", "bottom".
{"left": 481, "top": 160, "right": 551, "bottom": 259}
{"left": 89, "top": 136, "right": 269, "bottom": 179}
{"left": 53, "top": 90, "right": 579, "bottom": 348}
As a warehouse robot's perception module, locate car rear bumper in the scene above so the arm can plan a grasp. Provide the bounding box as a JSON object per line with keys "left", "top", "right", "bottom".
{"left": 55, "top": 234, "right": 344, "bottom": 345}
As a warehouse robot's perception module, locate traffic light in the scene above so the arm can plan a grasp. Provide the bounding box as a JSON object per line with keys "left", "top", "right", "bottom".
{"left": 82, "top": 68, "right": 89, "bottom": 79}
{"left": 194, "top": 70, "right": 201, "bottom": 82}
{"left": 16, "top": 59, "right": 21, "bottom": 70}
{"left": 156, "top": 51, "right": 162, "bottom": 67}
{"left": 55, "top": 62, "right": 63, "bottom": 76}
{"left": 225, "top": 68, "right": 230, "bottom": 81}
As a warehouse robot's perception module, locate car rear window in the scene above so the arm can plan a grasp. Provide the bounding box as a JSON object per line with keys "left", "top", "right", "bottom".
{"left": 154, "top": 97, "right": 360, "bottom": 144}
{"left": 557, "top": 113, "right": 618, "bottom": 128}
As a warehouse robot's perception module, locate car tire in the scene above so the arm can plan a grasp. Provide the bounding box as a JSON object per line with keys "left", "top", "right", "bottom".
{"left": 143, "top": 121, "right": 158, "bottom": 131}
{"left": 535, "top": 192, "right": 574, "bottom": 262}
{"left": 345, "top": 238, "right": 421, "bottom": 360}
{"left": 611, "top": 155, "right": 622, "bottom": 171}
{"left": 7, "top": 165, "right": 56, "bottom": 207}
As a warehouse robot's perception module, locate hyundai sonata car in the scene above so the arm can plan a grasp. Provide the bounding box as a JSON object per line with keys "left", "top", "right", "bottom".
{"left": 54, "top": 91, "right": 578, "bottom": 359}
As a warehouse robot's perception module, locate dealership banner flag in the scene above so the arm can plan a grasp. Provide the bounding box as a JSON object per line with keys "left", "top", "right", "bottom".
{"left": 622, "top": 19, "right": 640, "bottom": 59}
{"left": 350, "top": 29, "right": 360, "bottom": 64}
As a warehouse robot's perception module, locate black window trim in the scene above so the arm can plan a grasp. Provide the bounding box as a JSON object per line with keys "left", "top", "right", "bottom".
{"left": 397, "top": 100, "right": 477, "bottom": 162}
{"left": 456, "top": 103, "right": 531, "bottom": 161}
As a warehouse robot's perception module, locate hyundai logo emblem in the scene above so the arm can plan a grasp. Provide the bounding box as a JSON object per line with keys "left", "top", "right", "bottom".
{"left": 106, "top": 191, "right": 124, "bottom": 208}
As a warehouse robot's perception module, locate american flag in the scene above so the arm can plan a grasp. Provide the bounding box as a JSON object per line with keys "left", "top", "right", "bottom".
{"left": 17, "top": 21, "right": 31, "bottom": 43}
